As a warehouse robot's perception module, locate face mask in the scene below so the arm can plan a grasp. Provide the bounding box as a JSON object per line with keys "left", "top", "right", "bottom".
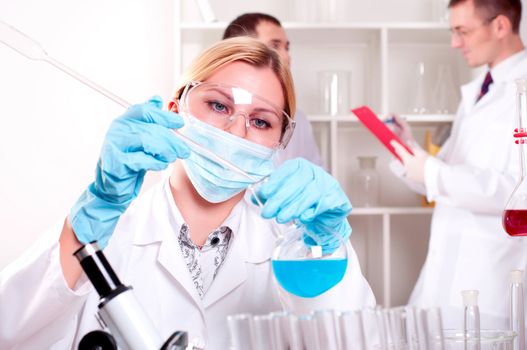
{"left": 179, "top": 115, "right": 276, "bottom": 203}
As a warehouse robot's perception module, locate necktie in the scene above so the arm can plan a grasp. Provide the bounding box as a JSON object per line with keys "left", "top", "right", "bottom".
{"left": 476, "top": 71, "right": 493, "bottom": 103}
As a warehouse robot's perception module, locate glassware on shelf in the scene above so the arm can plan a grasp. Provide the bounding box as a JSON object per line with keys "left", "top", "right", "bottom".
{"left": 249, "top": 180, "right": 349, "bottom": 299}
{"left": 503, "top": 79, "right": 527, "bottom": 236}
{"left": 318, "top": 70, "right": 351, "bottom": 116}
{"left": 432, "top": 0, "right": 450, "bottom": 23}
{"left": 432, "top": 64, "right": 459, "bottom": 114}
{"left": 351, "top": 156, "right": 380, "bottom": 207}
{"left": 318, "top": 0, "right": 338, "bottom": 22}
{"left": 410, "top": 62, "right": 429, "bottom": 114}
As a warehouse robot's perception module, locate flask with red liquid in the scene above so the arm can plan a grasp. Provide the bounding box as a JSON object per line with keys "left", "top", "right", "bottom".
{"left": 503, "top": 78, "right": 527, "bottom": 236}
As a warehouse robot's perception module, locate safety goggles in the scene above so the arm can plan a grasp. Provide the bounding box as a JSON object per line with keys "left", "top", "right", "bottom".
{"left": 178, "top": 81, "right": 295, "bottom": 149}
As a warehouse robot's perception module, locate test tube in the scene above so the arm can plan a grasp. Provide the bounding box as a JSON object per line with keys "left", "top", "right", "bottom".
{"left": 312, "top": 309, "right": 340, "bottom": 350}
{"left": 227, "top": 313, "right": 253, "bottom": 350}
{"left": 339, "top": 310, "right": 366, "bottom": 350}
{"left": 269, "top": 311, "right": 289, "bottom": 350}
{"left": 384, "top": 307, "right": 407, "bottom": 350}
{"left": 299, "top": 314, "right": 321, "bottom": 350}
{"left": 425, "top": 307, "right": 445, "bottom": 350}
{"left": 462, "top": 290, "right": 481, "bottom": 350}
{"left": 510, "top": 270, "right": 525, "bottom": 350}
{"left": 404, "top": 306, "right": 424, "bottom": 350}
{"left": 284, "top": 313, "right": 305, "bottom": 350}
{"left": 250, "top": 315, "right": 273, "bottom": 350}
{"left": 360, "top": 307, "right": 386, "bottom": 350}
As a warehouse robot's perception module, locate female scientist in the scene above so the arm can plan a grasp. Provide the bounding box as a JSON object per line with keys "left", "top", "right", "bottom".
{"left": 0, "top": 37, "right": 375, "bottom": 349}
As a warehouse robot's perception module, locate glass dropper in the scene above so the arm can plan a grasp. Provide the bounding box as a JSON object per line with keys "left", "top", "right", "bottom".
{"left": 0, "top": 18, "right": 257, "bottom": 183}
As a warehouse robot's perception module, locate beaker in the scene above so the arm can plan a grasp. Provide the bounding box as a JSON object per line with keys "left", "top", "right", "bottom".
{"left": 249, "top": 180, "right": 349, "bottom": 299}
{"left": 318, "top": 71, "right": 351, "bottom": 116}
{"left": 409, "top": 62, "right": 429, "bottom": 114}
{"left": 432, "top": 64, "right": 459, "bottom": 114}
{"left": 351, "top": 156, "right": 380, "bottom": 207}
{"left": 503, "top": 79, "right": 527, "bottom": 236}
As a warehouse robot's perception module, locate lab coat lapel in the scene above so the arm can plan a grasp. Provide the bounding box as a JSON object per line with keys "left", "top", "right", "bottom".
{"left": 460, "top": 78, "right": 481, "bottom": 115}
{"left": 133, "top": 180, "right": 203, "bottom": 310}
{"left": 202, "top": 221, "right": 249, "bottom": 308}
{"left": 157, "top": 235, "right": 203, "bottom": 310}
{"left": 202, "top": 198, "right": 274, "bottom": 308}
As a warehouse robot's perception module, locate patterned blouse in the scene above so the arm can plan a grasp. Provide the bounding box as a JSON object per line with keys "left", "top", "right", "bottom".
{"left": 177, "top": 223, "right": 232, "bottom": 298}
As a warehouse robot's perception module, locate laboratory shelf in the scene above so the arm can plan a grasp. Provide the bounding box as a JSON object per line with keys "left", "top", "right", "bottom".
{"left": 307, "top": 114, "right": 455, "bottom": 123}
{"left": 179, "top": 22, "right": 450, "bottom": 30}
{"left": 351, "top": 207, "right": 434, "bottom": 215}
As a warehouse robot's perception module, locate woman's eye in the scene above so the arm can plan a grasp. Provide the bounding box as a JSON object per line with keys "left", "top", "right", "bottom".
{"left": 252, "top": 118, "right": 271, "bottom": 129}
{"left": 209, "top": 101, "right": 228, "bottom": 114}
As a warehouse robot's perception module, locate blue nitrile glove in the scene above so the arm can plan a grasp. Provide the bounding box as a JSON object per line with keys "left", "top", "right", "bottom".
{"left": 255, "top": 158, "right": 352, "bottom": 253}
{"left": 70, "top": 96, "right": 190, "bottom": 248}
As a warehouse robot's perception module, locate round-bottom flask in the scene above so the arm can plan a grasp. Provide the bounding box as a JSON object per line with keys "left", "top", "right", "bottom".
{"left": 271, "top": 224, "right": 348, "bottom": 298}
{"left": 249, "top": 179, "right": 348, "bottom": 298}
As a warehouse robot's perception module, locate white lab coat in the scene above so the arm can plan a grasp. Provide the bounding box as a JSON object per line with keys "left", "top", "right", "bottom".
{"left": 0, "top": 179, "right": 375, "bottom": 349}
{"left": 406, "top": 50, "right": 527, "bottom": 330}
{"left": 275, "top": 110, "right": 325, "bottom": 168}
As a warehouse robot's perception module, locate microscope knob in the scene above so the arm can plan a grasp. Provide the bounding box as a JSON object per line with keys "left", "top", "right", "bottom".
{"left": 78, "top": 330, "right": 118, "bottom": 350}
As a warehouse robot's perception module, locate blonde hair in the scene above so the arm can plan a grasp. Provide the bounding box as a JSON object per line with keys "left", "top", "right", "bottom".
{"left": 173, "top": 37, "right": 296, "bottom": 120}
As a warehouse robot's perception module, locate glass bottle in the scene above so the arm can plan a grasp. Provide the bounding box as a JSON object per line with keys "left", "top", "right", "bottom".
{"left": 462, "top": 290, "right": 481, "bottom": 350}
{"left": 503, "top": 79, "right": 527, "bottom": 236}
{"left": 351, "top": 156, "right": 380, "bottom": 207}
{"left": 510, "top": 270, "right": 525, "bottom": 350}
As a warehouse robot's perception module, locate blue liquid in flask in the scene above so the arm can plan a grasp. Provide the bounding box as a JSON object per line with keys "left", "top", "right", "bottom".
{"left": 272, "top": 259, "right": 348, "bottom": 298}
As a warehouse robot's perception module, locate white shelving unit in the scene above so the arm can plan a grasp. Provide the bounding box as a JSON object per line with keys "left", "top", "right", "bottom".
{"left": 175, "top": 0, "right": 471, "bottom": 307}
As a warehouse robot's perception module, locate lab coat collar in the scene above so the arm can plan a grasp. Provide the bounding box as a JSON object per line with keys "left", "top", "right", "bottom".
{"left": 489, "top": 49, "right": 527, "bottom": 85}
{"left": 461, "top": 49, "right": 527, "bottom": 114}
{"left": 460, "top": 51, "right": 522, "bottom": 114}
{"left": 132, "top": 179, "right": 274, "bottom": 309}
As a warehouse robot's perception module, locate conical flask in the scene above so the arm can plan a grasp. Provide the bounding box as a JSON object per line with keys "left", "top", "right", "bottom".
{"left": 503, "top": 79, "right": 527, "bottom": 236}
{"left": 249, "top": 179, "right": 348, "bottom": 298}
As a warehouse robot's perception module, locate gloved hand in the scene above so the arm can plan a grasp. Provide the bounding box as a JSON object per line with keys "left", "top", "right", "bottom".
{"left": 390, "top": 140, "right": 429, "bottom": 184}
{"left": 254, "top": 158, "right": 352, "bottom": 253}
{"left": 70, "top": 96, "right": 190, "bottom": 248}
{"left": 390, "top": 114, "right": 414, "bottom": 144}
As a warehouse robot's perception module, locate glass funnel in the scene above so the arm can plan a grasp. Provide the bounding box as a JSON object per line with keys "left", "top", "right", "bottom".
{"left": 249, "top": 179, "right": 349, "bottom": 298}
{"left": 503, "top": 79, "right": 527, "bottom": 236}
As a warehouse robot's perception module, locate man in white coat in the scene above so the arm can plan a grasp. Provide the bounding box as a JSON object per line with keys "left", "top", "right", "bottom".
{"left": 391, "top": 0, "right": 527, "bottom": 331}
{"left": 223, "top": 13, "right": 325, "bottom": 168}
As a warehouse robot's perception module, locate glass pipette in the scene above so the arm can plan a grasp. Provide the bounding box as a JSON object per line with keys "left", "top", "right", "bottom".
{"left": 0, "top": 18, "right": 258, "bottom": 182}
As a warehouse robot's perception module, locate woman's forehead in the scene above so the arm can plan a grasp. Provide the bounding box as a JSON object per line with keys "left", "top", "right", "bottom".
{"left": 204, "top": 61, "right": 285, "bottom": 110}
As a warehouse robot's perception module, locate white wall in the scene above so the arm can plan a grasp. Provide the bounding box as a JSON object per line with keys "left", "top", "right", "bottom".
{"left": 0, "top": 0, "right": 175, "bottom": 268}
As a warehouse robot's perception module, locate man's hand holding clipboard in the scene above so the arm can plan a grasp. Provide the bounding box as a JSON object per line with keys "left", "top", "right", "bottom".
{"left": 351, "top": 106, "right": 429, "bottom": 184}
{"left": 351, "top": 106, "right": 414, "bottom": 162}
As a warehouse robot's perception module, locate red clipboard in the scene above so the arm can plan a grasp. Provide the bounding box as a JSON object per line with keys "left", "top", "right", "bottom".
{"left": 351, "top": 106, "right": 413, "bottom": 162}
